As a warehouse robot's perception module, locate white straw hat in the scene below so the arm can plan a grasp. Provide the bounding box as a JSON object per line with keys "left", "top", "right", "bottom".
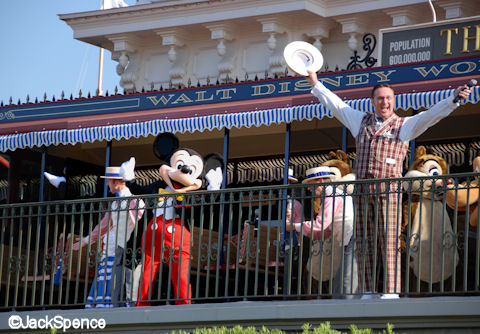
{"left": 302, "top": 166, "right": 332, "bottom": 184}
{"left": 288, "top": 168, "right": 298, "bottom": 183}
{"left": 283, "top": 41, "right": 324, "bottom": 76}
{"left": 100, "top": 166, "right": 123, "bottom": 179}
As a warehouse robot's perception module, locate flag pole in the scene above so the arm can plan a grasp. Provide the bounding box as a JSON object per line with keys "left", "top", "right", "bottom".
{"left": 97, "top": 0, "right": 106, "bottom": 96}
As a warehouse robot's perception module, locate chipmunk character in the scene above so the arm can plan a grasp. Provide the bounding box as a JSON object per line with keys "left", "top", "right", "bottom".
{"left": 446, "top": 156, "right": 479, "bottom": 228}
{"left": 402, "top": 146, "right": 458, "bottom": 284}
{"left": 121, "top": 133, "right": 223, "bottom": 306}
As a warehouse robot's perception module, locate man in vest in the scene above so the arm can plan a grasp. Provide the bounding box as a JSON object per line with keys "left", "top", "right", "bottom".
{"left": 306, "top": 69, "right": 473, "bottom": 299}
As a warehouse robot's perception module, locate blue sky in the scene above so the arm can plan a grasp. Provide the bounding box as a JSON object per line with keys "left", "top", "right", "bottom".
{"left": 0, "top": 1, "right": 131, "bottom": 105}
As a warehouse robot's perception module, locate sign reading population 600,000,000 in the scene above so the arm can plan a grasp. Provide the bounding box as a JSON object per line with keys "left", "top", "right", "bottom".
{"left": 381, "top": 18, "right": 480, "bottom": 66}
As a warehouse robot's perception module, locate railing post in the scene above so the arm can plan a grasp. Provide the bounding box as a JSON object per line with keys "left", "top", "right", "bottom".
{"left": 103, "top": 141, "right": 112, "bottom": 197}
{"left": 283, "top": 123, "right": 293, "bottom": 296}
{"left": 222, "top": 128, "right": 229, "bottom": 190}
{"left": 219, "top": 128, "right": 230, "bottom": 287}
{"left": 39, "top": 146, "right": 46, "bottom": 203}
{"left": 342, "top": 126, "right": 347, "bottom": 153}
{"left": 410, "top": 139, "right": 416, "bottom": 166}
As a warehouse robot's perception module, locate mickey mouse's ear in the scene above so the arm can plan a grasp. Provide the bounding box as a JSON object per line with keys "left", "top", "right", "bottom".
{"left": 204, "top": 152, "right": 225, "bottom": 174}
{"left": 153, "top": 133, "right": 179, "bottom": 161}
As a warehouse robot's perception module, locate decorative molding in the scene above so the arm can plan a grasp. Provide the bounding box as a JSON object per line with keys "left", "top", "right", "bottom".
{"left": 257, "top": 16, "right": 288, "bottom": 77}
{"left": 155, "top": 29, "right": 189, "bottom": 86}
{"left": 436, "top": 1, "right": 475, "bottom": 19}
{"left": 384, "top": 8, "right": 420, "bottom": 26}
{"left": 205, "top": 22, "right": 236, "bottom": 82}
{"left": 305, "top": 22, "right": 333, "bottom": 52}
{"left": 336, "top": 17, "right": 367, "bottom": 51}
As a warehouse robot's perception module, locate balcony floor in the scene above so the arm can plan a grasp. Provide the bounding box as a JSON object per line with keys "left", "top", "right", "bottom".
{"left": 1, "top": 296, "right": 480, "bottom": 333}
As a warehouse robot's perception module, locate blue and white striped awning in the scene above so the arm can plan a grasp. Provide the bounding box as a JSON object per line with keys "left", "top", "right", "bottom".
{"left": 1, "top": 86, "right": 479, "bottom": 152}
{"left": 428, "top": 143, "right": 467, "bottom": 167}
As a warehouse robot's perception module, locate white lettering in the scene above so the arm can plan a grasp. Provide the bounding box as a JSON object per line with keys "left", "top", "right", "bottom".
{"left": 389, "top": 37, "right": 431, "bottom": 51}
{"left": 319, "top": 76, "right": 342, "bottom": 88}
{"left": 252, "top": 84, "right": 275, "bottom": 96}
{"left": 278, "top": 81, "right": 291, "bottom": 93}
{"left": 413, "top": 64, "right": 448, "bottom": 78}
{"left": 371, "top": 70, "right": 396, "bottom": 82}
{"left": 216, "top": 88, "right": 236, "bottom": 100}
{"left": 346, "top": 73, "right": 369, "bottom": 86}
{"left": 147, "top": 94, "right": 175, "bottom": 106}
{"left": 172, "top": 93, "right": 193, "bottom": 104}
{"left": 449, "top": 61, "right": 477, "bottom": 74}
{"left": 8, "top": 315, "right": 107, "bottom": 331}
{"left": 195, "top": 90, "right": 214, "bottom": 102}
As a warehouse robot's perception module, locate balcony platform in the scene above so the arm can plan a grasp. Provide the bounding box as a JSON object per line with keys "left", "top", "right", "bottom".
{"left": 1, "top": 296, "right": 480, "bottom": 333}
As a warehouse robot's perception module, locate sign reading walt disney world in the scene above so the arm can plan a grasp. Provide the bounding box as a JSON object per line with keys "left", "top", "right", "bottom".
{"left": 1, "top": 55, "right": 479, "bottom": 124}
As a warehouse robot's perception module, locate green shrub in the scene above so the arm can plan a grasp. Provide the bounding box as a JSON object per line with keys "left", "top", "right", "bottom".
{"left": 170, "top": 323, "right": 395, "bottom": 334}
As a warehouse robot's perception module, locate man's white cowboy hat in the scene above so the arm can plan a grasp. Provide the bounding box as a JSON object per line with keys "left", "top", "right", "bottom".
{"left": 283, "top": 41, "right": 324, "bottom": 76}
{"left": 302, "top": 166, "right": 332, "bottom": 184}
{"left": 100, "top": 166, "right": 123, "bottom": 179}
{"left": 288, "top": 168, "right": 298, "bottom": 183}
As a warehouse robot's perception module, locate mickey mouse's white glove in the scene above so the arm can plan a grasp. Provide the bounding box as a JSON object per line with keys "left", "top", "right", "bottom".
{"left": 120, "top": 157, "right": 136, "bottom": 181}
{"left": 205, "top": 167, "right": 223, "bottom": 190}
{"left": 44, "top": 172, "right": 66, "bottom": 188}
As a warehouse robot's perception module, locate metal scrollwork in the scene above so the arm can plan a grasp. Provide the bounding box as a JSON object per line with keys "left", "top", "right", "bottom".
{"left": 200, "top": 243, "right": 218, "bottom": 262}
{"left": 407, "top": 233, "right": 420, "bottom": 253}
{"left": 347, "top": 33, "right": 377, "bottom": 70}
{"left": 456, "top": 231, "right": 465, "bottom": 250}
{"left": 125, "top": 247, "right": 134, "bottom": 267}
{"left": 161, "top": 246, "right": 179, "bottom": 264}
{"left": 247, "top": 241, "right": 258, "bottom": 259}
{"left": 311, "top": 240, "right": 323, "bottom": 256}
{"left": 443, "top": 231, "right": 457, "bottom": 250}
{"left": 44, "top": 248, "right": 56, "bottom": 272}
{"left": 278, "top": 239, "right": 288, "bottom": 257}
{"left": 88, "top": 250, "right": 104, "bottom": 268}
{"left": 8, "top": 255, "right": 21, "bottom": 273}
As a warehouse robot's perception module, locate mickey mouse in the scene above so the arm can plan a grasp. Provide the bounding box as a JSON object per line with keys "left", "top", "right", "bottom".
{"left": 119, "top": 133, "right": 223, "bottom": 306}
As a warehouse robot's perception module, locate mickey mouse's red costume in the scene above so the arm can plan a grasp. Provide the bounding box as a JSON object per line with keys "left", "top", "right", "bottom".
{"left": 121, "top": 133, "right": 223, "bottom": 306}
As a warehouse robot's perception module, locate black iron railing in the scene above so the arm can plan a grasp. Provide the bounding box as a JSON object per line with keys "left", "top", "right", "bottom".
{"left": 0, "top": 173, "right": 479, "bottom": 310}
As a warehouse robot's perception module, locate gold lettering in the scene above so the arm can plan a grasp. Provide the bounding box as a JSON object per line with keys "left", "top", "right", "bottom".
{"left": 346, "top": 73, "right": 369, "bottom": 86}
{"left": 172, "top": 93, "right": 193, "bottom": 104}
{"left": 413, "top": 64, "right": 448, "bottom": 78}
{"left": 440, "top": 28, "right": 458, "bottom": 55}
{"left": 462, "top": 25, "right": 480, "bottom": 53}
{"left": 216, "top": 88, "right": 236, "bottom": 100}
{"left": 476, "top": 25, "right": 480, "bottom": 51}
{"left": 371, "top": 70, "right": 396, "bottom": 82}
{"left": 195, "top": 90, "right": 214, "bottom": 102}
{"left": 278, "top": 81, "right": 291, "bottom": 93}
{"left": 318, "top": 77, "right": 342, "bottom": 88}
{"left": 252, "top": 84, "right": 275, "bottom": 96}
{"left": 449, "top": 61, "right": 477, "bottom": 75}
{"left": 146, "top": 94, "right": 175, "bottom": 106}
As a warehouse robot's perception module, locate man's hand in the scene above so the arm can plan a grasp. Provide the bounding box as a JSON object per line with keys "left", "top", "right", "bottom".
{"left": 453, "top": 84, "right": 473, "bottom": 102}
{"left": 120, "top": 157, "right": 136, "bottom": 181}
{"left": 306, "top": 69, "right": 319, "bottom": 87}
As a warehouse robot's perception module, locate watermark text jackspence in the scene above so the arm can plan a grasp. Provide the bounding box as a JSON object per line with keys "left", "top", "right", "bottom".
{"left": 8, "top": 314, "right": 106, "bottom": 332}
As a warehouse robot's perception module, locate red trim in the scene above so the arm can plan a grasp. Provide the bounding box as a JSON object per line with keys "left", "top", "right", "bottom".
{"left": 0, "top": 155, "right": 9, "bottom": 168}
